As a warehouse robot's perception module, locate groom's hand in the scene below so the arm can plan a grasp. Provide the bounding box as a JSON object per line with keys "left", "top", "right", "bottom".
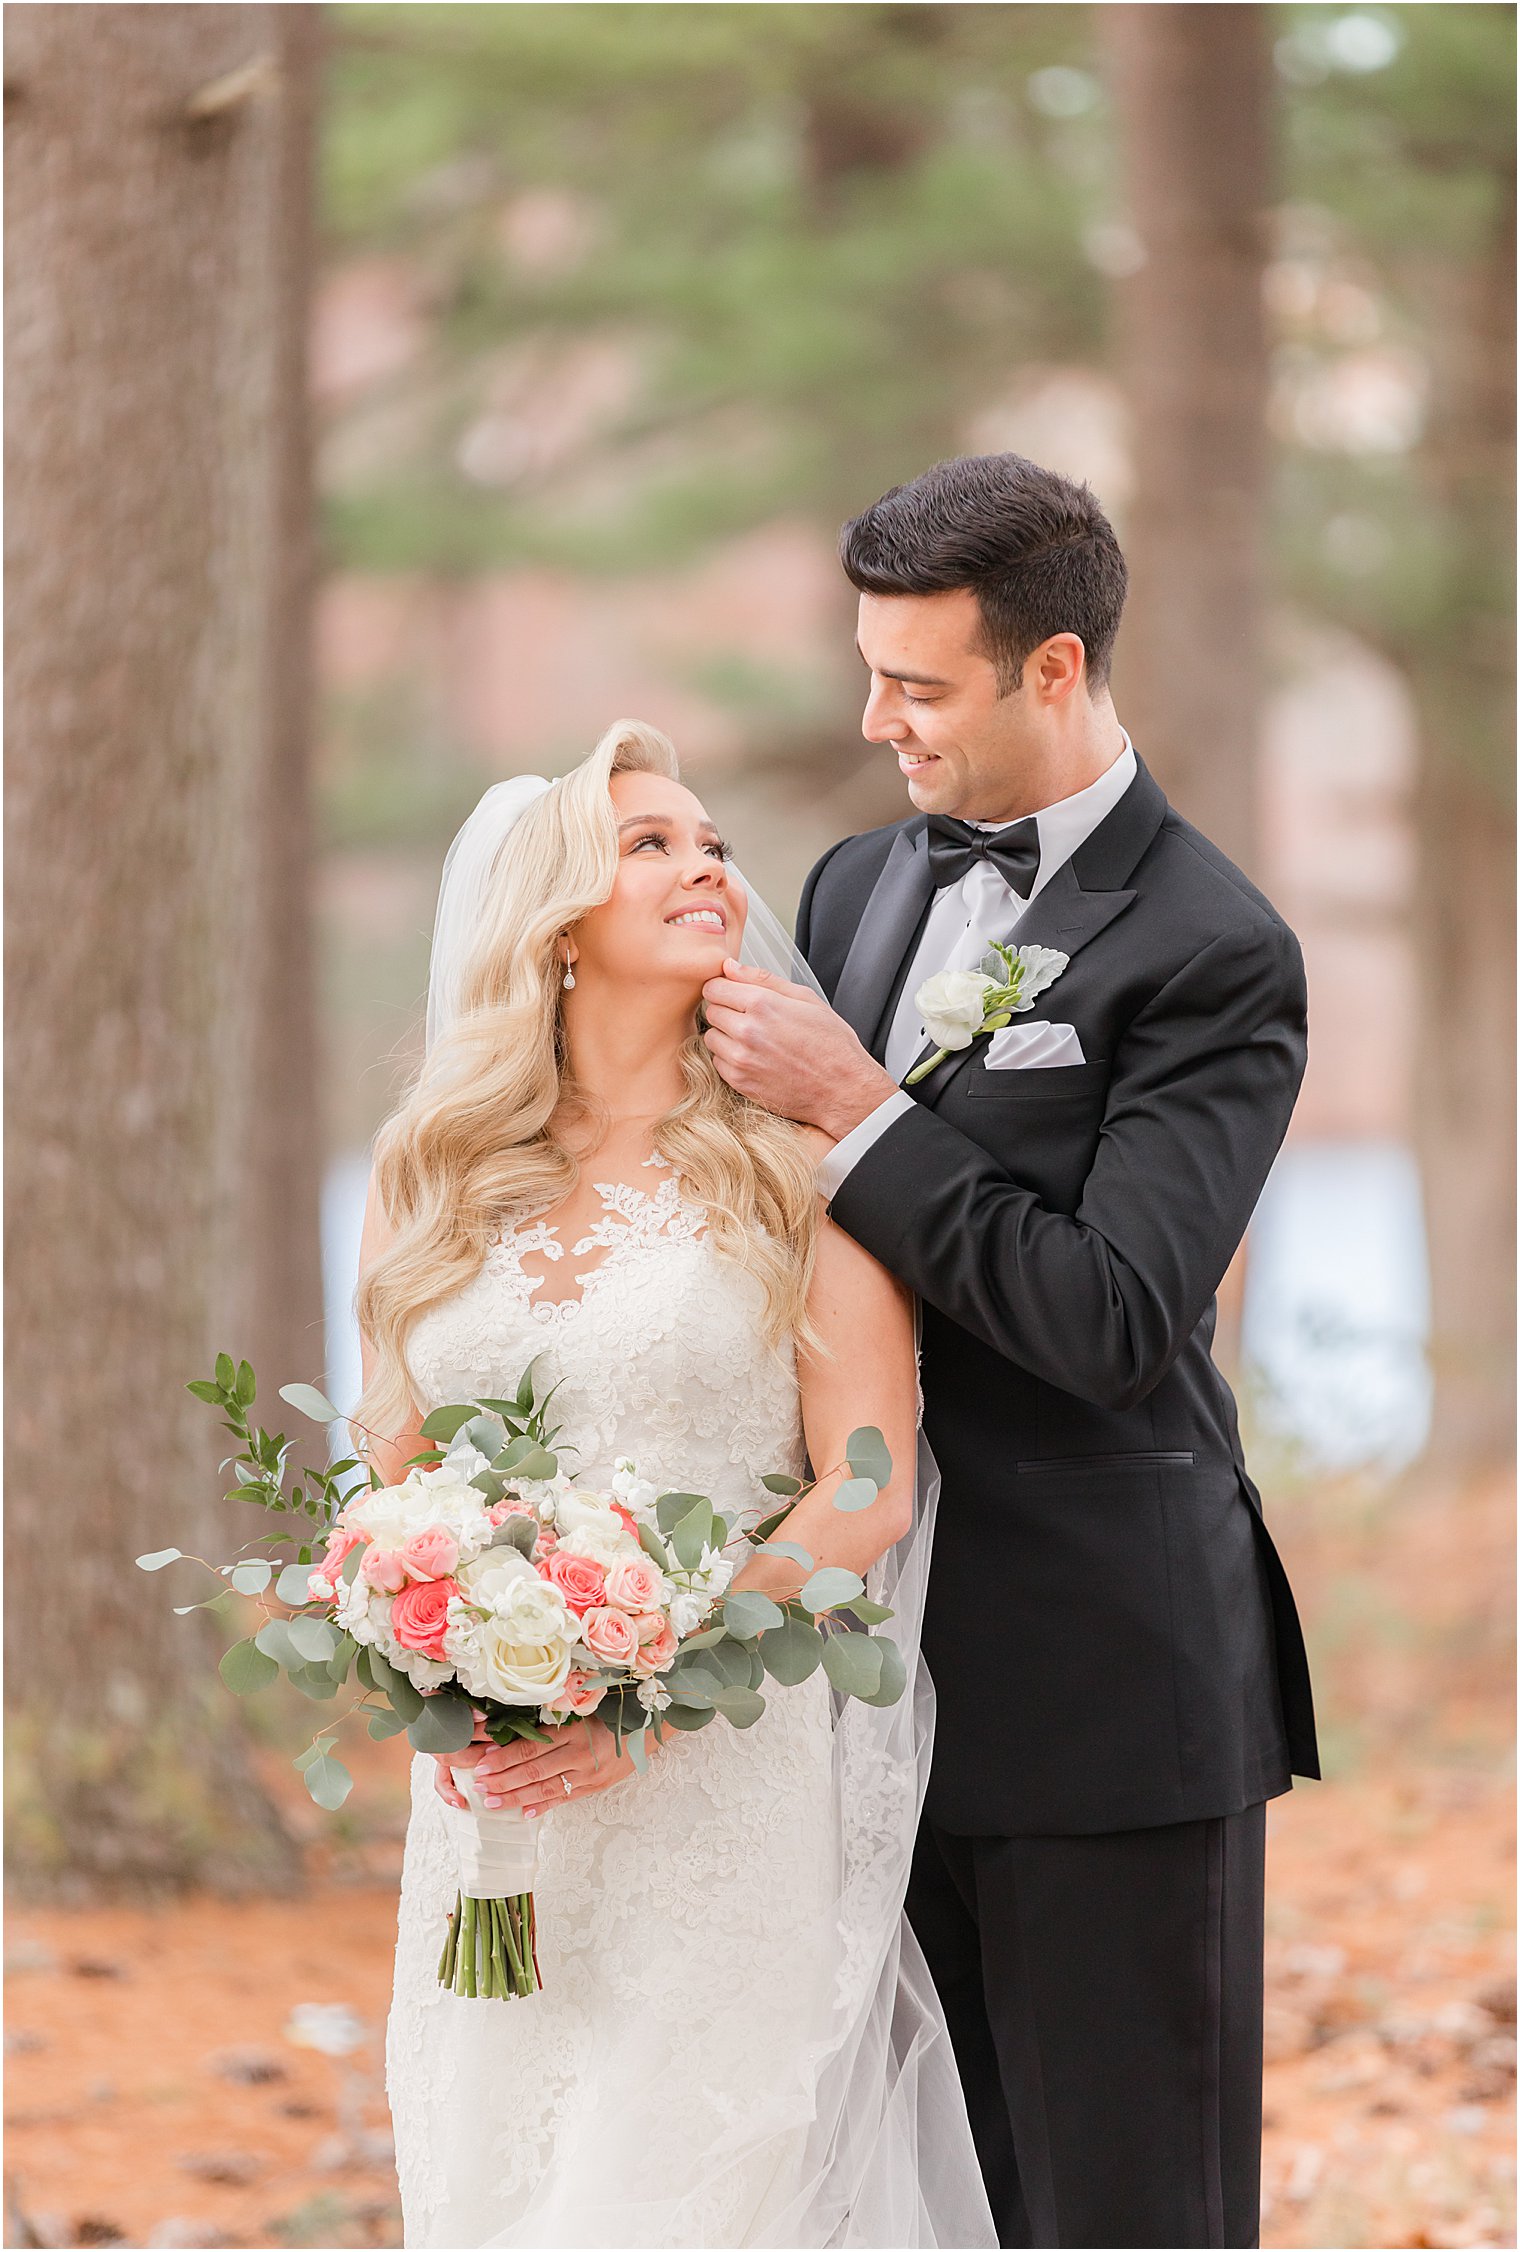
{"left": 702, "top": 960, "right": 898, "bottom": 1138}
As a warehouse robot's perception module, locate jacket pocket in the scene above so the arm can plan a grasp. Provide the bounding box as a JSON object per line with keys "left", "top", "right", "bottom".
{"left": 1016, "top": 1450, "right": 1196, "bottom": 1473}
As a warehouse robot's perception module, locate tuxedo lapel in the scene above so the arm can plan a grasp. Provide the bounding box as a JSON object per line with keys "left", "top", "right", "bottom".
{"left": 830, "top": 821, "right": 935, "bottom": 1056}
{"left": 905, "top": 758, "right": 1168, "bottom": 1103}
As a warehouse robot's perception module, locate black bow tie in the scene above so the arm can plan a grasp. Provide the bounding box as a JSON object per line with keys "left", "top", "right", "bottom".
{"left": 925, "top": 815, "right": 1041, "bottom": 899}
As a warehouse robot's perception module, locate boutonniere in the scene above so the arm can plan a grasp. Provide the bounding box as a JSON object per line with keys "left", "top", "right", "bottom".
{"left": 905, "top": 941, "right": 1070, "bottom": 1086}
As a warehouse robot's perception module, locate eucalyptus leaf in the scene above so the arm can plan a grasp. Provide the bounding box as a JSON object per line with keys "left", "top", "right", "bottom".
{"left": 822, "top": 1632, "right": 885, "bottom": 1699}
{"left": 341, "top": 1543, "right": 365, "bottom": 1584}
{"left": 303, "top": 1753, "right": 353, "bottom": 1811}
{"left": 507, "top": 1445, "right": 558, "bottom": 1482}
{"left": 636, "top": 1521, "right": 673, "bottom": 1572}
{"left": 289, "top": 1660, "right": 342, "bottom": 1700}
{"left": 756, "top": 1539, "right": 813, "bottom": 1568}
{"left": 368, "top": 1649, "right": 424, "bottom": 1721}
{"left": 218, "top": 1638, "right": 278, "bottom": 1695}
{"left": 367, "top": 1705, "right": 410, "bottom": 1740}
{"left": 759, "top": 1617, "right": 824, "bottom": 1685}
{"left": 135, "top": 1548, "right": 183, "bottom": 1572}
{"left": 254, "top": 1618, "right": 302, "bottom": 1669}
{"left": 656, "top": 1491, "right": 708, "bottom": 1534}
{"left": 799, "top": 1566, "right": 866, "bottom": 1616}
{"left": 275, "top": 1561, "right": 316, "bottom": 1605}
{"left": 832, "top": 1478, "right": 879, "bottom": 1513}
{"left": 407, "top": 1692, "right": 476, "bottom": 1755}
{"left": 229, "top": 1558, "right": 273, "bottom": 1595}
{"left": 288, "top": 1615, "right": 339, "bottom": 1663}
{"left": 669, "top": 1501, "right": 714, "bottom": 1571}
{"left": 675, "top": 1623, "right": 727, "bottom": 1650}
{"left": 859, "top": 1635, "right": 908, "bottom": 1708}
{"left": 711, "top": 1684, "right": 766, "bottom": 1728}
{"left": 661, "top": 1703, "right": 715, "bottom": 1732}
{"left": 845, "top": 1427, "right": 893, "bottom": 1488}
{"left": 722, "top": 1590, "right": 784, "bottom": 1639}
{"left": 845, "top": 1596, "right": 895, "bottom": 1625}
{"left": 468, "top": 1470, "right": 507, "bottom": 1505}
{"left": 759, "top": 1472, "right": 802, "bottom": 1496}
{"left": 279, "top": 1382, "right": 340, "bottom": 1424}
{"left": 624, "top": 1729, "right": 648, "bottom": 1775}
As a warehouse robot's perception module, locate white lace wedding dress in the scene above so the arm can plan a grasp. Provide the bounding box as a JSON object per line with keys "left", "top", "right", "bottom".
{"left": 385, "top": 1158, "right": 995, "bottom": 2250}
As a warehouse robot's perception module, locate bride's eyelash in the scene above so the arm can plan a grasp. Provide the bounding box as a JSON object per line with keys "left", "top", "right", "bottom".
{"left": 629, "top": 827, "right": 732, "bottom": 861}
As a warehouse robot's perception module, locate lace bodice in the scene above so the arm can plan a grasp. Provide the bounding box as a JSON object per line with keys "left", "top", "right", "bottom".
{"left": 405, "top": 1157, "right": 806, "bottom": 1506}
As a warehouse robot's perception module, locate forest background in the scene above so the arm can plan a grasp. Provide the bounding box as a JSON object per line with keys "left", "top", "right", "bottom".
{"left": 5, "top": 5, "right": 1514, "bottom": 2248}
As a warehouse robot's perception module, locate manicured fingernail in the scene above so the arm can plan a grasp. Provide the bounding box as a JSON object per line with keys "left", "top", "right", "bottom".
{"left": 524, "top": 1807, "right": 539, "bottom": 1820}
{"left": 484, "top": 1796, "right": 501, "bottom": 1807}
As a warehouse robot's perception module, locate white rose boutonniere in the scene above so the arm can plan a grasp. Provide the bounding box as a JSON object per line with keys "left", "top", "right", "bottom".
{"left": 906, "top": 940, "right": 1071, "bottom": 1086}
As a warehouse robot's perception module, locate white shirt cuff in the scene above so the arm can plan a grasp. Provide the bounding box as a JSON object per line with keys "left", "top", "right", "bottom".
{"left": 815, "top": 1090, "right": 916, "bottom": 1204}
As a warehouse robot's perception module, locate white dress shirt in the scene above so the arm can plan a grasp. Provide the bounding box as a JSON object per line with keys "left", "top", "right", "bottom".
{"left": 816, "top": 736, "right": 1137, "bottom": 1204}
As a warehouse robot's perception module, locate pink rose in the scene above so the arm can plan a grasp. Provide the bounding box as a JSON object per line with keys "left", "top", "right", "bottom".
{"left": 540, "top": 1550, "right": 606, "bottom": 1615}
{"left": 390, "top": 1578, "right": 459, "bottom": 1661}
{"left": 580, "top": 1606, "right": 639, "bottom": 1666}
{"left": 361, "top": 1546, "right": 408, "bottom": 1595}
{"left": 544, "top": 1669, "right": 606, "bottom": 1719}
{"left": 488, "top": 1500, "right": 533, "bottom": 1526}
{"left": 604, "top": 1556, "right": 663, "bottom": 1613}
{"left": 631, "top": 1618, "right": 679, "bottom": 1677}
{"left": 308, "top": 1525, "right": 364, "bottom": 1601}
{"left": 400, "top": 1525, "right": 460, "bottom": 1582}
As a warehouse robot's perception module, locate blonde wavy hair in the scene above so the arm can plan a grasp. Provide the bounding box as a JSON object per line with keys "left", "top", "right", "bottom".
{"left": 355, "top": 720, "right": 822, "bottom": 1445}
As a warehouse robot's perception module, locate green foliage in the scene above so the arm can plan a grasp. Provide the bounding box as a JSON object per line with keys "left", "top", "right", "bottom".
{"left": 321, "top": 3, "right": 1104, "bottom": 571}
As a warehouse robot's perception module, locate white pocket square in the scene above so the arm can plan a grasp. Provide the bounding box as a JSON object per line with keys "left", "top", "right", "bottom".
{"left": 984, "top": 1021, "right": 1087, "bottom": 1070}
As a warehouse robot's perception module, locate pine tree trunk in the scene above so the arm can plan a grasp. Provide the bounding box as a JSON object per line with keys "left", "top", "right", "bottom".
{"left": 4, "top": 4, "right": 321, "bottom": 1895}
{"left": 1103, "top": 4, "right": 1273, "bottom": 878}
{"left": 1407, "top": 175, "right": 1516, "bottom": 1471}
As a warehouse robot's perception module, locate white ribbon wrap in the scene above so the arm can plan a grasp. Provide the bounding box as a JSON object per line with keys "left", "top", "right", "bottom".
{"left": 441, "top": 1761, "right": 542, "bottom": 1900}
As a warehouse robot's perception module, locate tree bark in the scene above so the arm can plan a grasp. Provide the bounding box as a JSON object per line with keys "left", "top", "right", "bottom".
{"left": 1102, "top": 4, "right": 1273, "bottom": 877}
{"left": 4, "top": 3, "right": 322, "bottom": 1895}
{"left": 1407, "top": 174, "right": 1516, "bottom": 1471}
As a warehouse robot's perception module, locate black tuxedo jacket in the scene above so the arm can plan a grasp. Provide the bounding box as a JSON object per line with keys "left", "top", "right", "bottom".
{"left": 797, "top": 756, "right": 1319, "bottom": 1836}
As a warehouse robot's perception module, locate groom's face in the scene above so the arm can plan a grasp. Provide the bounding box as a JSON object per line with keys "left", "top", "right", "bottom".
{"left": 856, "top": 588, "right": 1041, "bottom": 821}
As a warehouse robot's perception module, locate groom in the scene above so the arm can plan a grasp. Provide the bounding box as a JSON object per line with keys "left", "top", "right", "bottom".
{"left": 703, "top": 453, "right": 1318, "bottom": 2249}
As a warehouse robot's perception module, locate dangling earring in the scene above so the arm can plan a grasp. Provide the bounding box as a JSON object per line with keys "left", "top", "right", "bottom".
{"left": 562, "top": 962, "right": 576, "bottom": 990}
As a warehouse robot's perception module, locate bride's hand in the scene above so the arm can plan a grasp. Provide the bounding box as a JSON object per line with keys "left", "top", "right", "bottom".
{"left": 464, "top": 1716, "right": 646, "bottom": 1817}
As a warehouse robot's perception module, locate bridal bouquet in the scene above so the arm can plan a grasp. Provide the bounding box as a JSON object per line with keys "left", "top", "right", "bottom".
{"left": 140, "top": 1355, "right": 904, "bottom": 2001}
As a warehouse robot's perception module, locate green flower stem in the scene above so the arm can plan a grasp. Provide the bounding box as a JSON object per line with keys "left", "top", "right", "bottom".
{"left": 438, "top": 1889, "right": 542, "bottom": 2000}
{"left": 904, "top": 1046, "right": 952, "bottom": 1087}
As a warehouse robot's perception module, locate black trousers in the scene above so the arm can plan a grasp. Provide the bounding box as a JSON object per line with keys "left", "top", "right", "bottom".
{"left": 906, "top": 1803, "right": 1266, "bottom": 2250}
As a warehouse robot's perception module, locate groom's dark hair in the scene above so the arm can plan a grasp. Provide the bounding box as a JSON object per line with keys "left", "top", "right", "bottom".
{"left": 839, "top": 453, "right": 1127, "bottom": 694}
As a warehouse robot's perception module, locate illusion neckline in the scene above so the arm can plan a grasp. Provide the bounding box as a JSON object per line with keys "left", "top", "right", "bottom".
{"left": 489, "top": 1159, "right": 708, "bottom": 1322}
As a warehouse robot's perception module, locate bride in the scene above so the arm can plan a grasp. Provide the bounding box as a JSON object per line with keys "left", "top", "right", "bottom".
{"left": 355, "top": 720, "right": 993, "bottom": 2248}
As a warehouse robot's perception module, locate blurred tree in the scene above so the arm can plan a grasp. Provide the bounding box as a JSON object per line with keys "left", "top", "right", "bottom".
{"left": 4, "top": 4, "right": 321, "bottom": 1891}
{"left": 1104, "top": 4, "right": 1273, "bottom": 877}
{"left": 320, "top": 3, "right": 1105, "bottom": 577}
{"left": 1278, "top": 3, "right": 1515, "bottom": 1465}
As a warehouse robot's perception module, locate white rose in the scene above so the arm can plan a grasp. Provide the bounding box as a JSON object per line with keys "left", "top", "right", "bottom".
{"left": 636, "top": 1678, "right": 672, "bottom": 1712}
{"left": 560, "top": 1519, "right": 640, "bottom": 1569}
{"left": 913, "top": 969, "right": 997, "bottom": 1052}
{"left": 451, "top": 1602, "right": 574, "bottom": 1706}
{"left": 456, "top": 1545, "right": 539, "bottom": 1613}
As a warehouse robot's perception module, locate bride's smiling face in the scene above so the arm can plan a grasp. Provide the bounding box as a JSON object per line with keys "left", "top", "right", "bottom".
{"left": 568, "top": 771, "right": 747, "bottom": 999}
